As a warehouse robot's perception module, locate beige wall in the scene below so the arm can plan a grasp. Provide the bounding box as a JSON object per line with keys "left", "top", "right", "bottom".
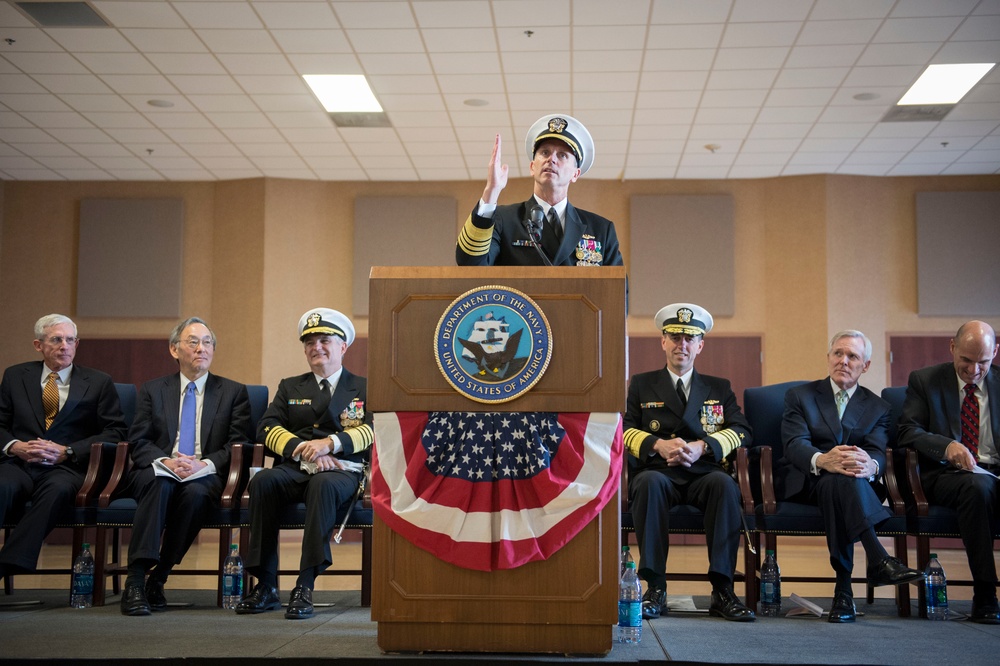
{"left": 1, "top": 173, "right": 998, "bottom": 393}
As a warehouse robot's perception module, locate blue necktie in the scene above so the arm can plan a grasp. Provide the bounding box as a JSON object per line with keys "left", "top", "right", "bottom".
{"left": 178, "top": 381, "right": 196, "bottom": 456}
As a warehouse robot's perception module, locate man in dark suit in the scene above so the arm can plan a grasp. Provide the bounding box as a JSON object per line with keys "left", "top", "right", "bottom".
{"left": 236, "top": 308, "right": 372, "bottom": 620}
{"left": 0, "top": 314, "right": 126, "bottom": 576}
{"left": 623, "top": 303, "right": 754, "bottom": 622}
{"left": 119, "top": 317, "right": 252, "bottom": 616}
{"left": 456, "top": 114, "right": 623, "bottom": 267}
{"left": 779, "top": 330, "right": 922, "bottom": 623}
{"left": 898, "top": 320, "right": 1000, "bottom": 624}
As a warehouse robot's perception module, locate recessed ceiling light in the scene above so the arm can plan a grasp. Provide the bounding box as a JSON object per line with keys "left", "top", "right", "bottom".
{"left": 303, "top": 74, "right": 382, "bottom": 113}
{"left": 897, "top": 63, "right": 995, "bottom": 105}
{"left": 147, "top": 99, "right": 174, "bottom": 108}
{"left": 464, "top": 98, "right": 488, "bottom": 107}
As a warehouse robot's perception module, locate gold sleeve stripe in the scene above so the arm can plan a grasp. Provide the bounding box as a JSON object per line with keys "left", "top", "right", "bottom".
{"left": 346, "top": 424, "right": 374, "bottom": 453}
{"left": 457, "top": 215, "right": 493, "bottom": 256}
{"left": 264, "top": 425, "right": 297, "bottom": 455}
{"left": 708, "top": 429, "right": 743, "bottom": 458}
{"left": 623, "top": 428, "right": 650, "bottom": 458}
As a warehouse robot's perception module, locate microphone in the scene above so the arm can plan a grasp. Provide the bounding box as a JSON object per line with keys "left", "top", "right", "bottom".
{"left": 523, "top": 204, "right": 552, "bottom": 266}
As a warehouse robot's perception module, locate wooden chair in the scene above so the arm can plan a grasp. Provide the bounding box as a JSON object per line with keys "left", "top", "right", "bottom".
{"left": 743, "top": 382, "right": 911, "bottom": 617}
{"left": 620, "top": 446, "right": 759, "bottom": 610}
{"left": 881, "top": 386, "right": 1000, "bottom": 618}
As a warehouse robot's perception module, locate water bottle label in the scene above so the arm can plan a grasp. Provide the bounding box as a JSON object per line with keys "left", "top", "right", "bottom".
{"left": 223, "top": 574, "right": 236, "bottom": 596}
{"left": 72, "top": 573, "right": 93, "bottom": 595}
{"left": 762, "top": 582, "right": 774, "bottom": 602}
{"left": 618, "top": 600, "right": 642, "bottom": 628}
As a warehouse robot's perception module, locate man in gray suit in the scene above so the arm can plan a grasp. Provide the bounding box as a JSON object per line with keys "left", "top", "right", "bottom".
{"left": 779, "top": 330, "right": 922, "bottom": 623}
{"left": 898, "top": 320, "right": 1000, "bottom": 624}
{"left": 119, "top": 317, "right": 252, "bottom": 616}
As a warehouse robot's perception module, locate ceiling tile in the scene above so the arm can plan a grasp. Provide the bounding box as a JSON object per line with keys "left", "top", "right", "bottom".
{"left": 92, "top": 1, "right": 187, "bottom": 28}
{"left": 173, "top": 2, "right": 263, "bottom": 29}
{"left": 252, "top": 1, "right": 341, "bottom": 30}
{"left": 196, "top": 30, "right": 280, "bottom": 54}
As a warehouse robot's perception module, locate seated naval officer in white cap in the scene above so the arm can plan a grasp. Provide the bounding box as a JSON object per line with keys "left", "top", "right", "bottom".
{"left": 456, "top": 113, "right": 623, "bottom": 268}
{"left": 236, "top": 308, "right": 372, "bottom": 620}
{"left": 622, "top": 303, "right": 755, "bottom": 622}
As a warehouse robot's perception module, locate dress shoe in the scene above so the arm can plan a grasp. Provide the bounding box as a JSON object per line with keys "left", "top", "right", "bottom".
{"left": 867, "top": 556, "right": 924, "bottom": 587}
{"left": 641, "top": 586, "right": 666, "bottom": 620}
{"left": 709, "top": 588, "right": 755, "bottom": 622}
{"left": 120, "top": 582, "right": 151, "bottom": 616}
{"left": 234, "top": 582, "right": 281, "bottom": 615}
{"left": 828, "top": 591, "right": 856, "bottom": 623}
{"left": 284, "top": 585, "right": 314, "bottom": 620}
{"left": 970, "top": 598, "right": 1000, "bottom": 625}
{"left": 144, "top": 579, "right": 167, "bottom": 611}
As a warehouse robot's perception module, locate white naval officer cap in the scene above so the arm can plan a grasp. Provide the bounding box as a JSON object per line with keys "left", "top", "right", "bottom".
{"left": 297, "top": 308, "right": 355, "bottom": 346}
{"left": 524, "top": 114, "right": 595, "bottom": 176}
{"left": 655, "top": 303, "right": 714, "bottom": 337}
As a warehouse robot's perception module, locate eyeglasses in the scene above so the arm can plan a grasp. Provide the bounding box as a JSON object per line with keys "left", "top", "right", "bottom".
{"left": 44, "top": 336, "right": 78, "bottom": 346}
{"left": 180, "top": 338, "right": 215, "bottom": 350}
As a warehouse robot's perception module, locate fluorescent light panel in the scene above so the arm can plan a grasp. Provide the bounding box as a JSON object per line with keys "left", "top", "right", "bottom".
{"left": 897, "top": 63, "right": 995, "bottom": 105}
{"left": 303, "top": 75, "right": 382, "bottom": 113}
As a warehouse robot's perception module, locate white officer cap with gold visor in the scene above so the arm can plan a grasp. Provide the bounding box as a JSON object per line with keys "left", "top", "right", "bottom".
{"left": 655, "top": 303, "right": 714, "bottom": 337}
{"left": 297, "top": 308, "right": 355, "bottom": 347}
{"left": 524, "top": 114, "right": 595, "bottom": 176}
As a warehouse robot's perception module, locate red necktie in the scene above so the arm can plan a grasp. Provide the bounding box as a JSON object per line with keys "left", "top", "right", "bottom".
{"left": 960, "top": 383, "right": 980, "bottom": 458}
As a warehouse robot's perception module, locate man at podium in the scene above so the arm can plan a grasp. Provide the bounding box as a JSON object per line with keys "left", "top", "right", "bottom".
{"left": 456, "top": 114, "right": 623, "bottom": 268}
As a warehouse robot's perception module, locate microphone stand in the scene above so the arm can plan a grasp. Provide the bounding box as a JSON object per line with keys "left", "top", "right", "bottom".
{"left": 523, "top": 205, "right": 553, "bottom": 266}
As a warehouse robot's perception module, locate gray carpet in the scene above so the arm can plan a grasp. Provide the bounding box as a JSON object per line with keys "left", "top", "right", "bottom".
{"left": 2, "top": 589, "right": 998, "bottom": 664}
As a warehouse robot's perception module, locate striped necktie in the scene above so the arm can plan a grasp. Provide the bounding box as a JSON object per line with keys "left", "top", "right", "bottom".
{"left": 961, "top": 383, "right": 980, "bottom": 459}
{"left": 43, "top": 372, "right": 59, "bottom": 430}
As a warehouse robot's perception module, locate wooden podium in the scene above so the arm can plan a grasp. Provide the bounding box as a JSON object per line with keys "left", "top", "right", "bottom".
{"left": 368, "top": 266, "right": 626, "bottom": 655}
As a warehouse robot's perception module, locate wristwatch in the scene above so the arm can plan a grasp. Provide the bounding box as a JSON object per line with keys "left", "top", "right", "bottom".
{"left": 65, "top": 445, "right": 76, "bottom": 463}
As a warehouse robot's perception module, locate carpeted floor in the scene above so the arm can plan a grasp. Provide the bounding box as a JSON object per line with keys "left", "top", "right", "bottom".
{"left": 1, "top": 588, "right": 998, "bottom": 664}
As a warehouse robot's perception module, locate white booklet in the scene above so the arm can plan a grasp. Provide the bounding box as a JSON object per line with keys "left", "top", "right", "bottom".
{"left": 153, "top": 458, "right": 215, "bottom": 482}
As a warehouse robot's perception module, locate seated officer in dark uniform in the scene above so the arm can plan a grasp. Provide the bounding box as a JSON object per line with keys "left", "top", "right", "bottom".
{"left": 456, "top": 113, "right": 623, "bottom": 268}
{"left": 236, "top": 308, "right": 373, "bottom": 620}
{"left": 623, "top": 303, "right": 755, "bottom": 622}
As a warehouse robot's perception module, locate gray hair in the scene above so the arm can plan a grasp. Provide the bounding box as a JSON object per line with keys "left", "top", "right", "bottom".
{"left": 169, "top": 317, "right": 217, "bottom": 348}
{"left": 34, "top": 314, "right": 77, "bottom": 340}
{"left": 829, "top": 329, "right": 872, "bottom": 363}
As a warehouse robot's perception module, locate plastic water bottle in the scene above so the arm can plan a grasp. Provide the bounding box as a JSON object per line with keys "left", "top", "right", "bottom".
{"left": 620, "top": 544, "right": 634, "bottom": 578}
{"left": 618, "top": 561, "right": 642, "bottom": 644}
{"left": 760, "top": 549, "right": 781, "bottom": 617}
{"left": 925, "top": 553, "right": 948, "bottom": 620}
{"left": 69, "top": 543, "right": 94, "bottom": 608}
{"left": 222, "top": 543, "right": 244, "bottom": 610}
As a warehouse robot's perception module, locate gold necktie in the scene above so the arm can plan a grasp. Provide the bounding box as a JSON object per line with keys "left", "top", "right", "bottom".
{"left": 43, "top": 372, "right": 59, "bottom": 430}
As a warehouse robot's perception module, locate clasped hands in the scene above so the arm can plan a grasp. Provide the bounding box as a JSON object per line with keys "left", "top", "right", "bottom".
{"left": 653, "top": 437, "right": 706, "bottom": 467}
{"left": 12, "top": 439, "right": 67, "bottom": 465}
{"left": 160, "top": 454, "right": 207, "bottom": 479}
{"left": 816, "top": 445, "right": 877, "bottom": 478}
{"left": 293, "top": 438, "right": 347, "bottom": 472}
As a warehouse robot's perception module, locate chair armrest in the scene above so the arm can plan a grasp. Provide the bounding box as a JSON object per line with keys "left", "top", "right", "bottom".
{"left": 905, "top": 449, "right": 930, "bottom": 516}
{"left": 98, "top": 441, "right": 131, "bottom": 508}
{"left": 735, "top": 448, "right": 754, "bottom": 514}
{"left": 883, "top": 447, "right": 906, "bottom": 515}
{"left": 759, "top": 446, "right": 777, "bottom": 514}
{"left": 76, "top": 441, "right": 117, "bottom": 508}
{"left": 362, "top": 462, "right": 372, "bottom": 509}
{"left": 220, "top": 442, "right": 249, "bottom": 510}
{"left": 620, "top": 454, "right": 630, "bottom": 513}
{"left": 242, "top": 443, "right": 267, "bottom": 509}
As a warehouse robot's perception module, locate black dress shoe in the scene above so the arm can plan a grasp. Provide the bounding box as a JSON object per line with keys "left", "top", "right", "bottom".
{"left": 970, "top": 598, "right": 1000, "bottom": 624}
{"left": 144, "top": 579, "right": 167, "bottom": 611}
{"left": 641, "top": 586, "right": 667, "bottom": 620}
{"left": 120, "top": 582, "right": 151, "bottom": 616}
{"left": 284, "top": 585, "right": 314, "bottom": 619}
{"left": 234, "top": 582, "right": 281, "bottom": 615}
{"left": 868, "top": 556, "right": 924, "bottom": 587}
{"left": 828, "top": 591, "right": 856, "bottom": 623}
{"left": 709, "top": 588, "right": 755, "bottom": 622}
